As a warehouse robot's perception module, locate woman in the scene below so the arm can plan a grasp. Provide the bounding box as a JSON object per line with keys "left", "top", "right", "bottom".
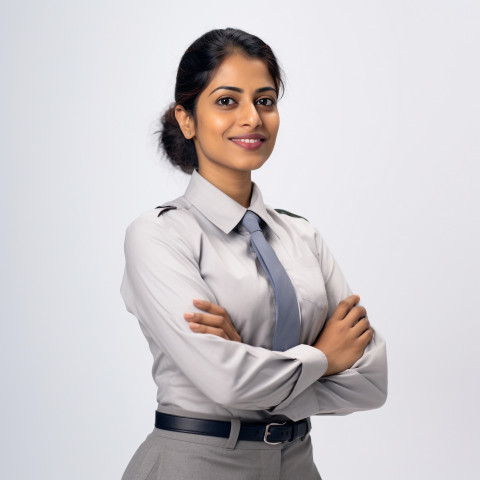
{"left": 120, "top": 28, "right": 387, "bottom": 480}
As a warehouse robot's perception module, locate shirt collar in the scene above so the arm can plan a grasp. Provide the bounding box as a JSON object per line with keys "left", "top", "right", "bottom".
{"left": 184, "top": 169, "right": 273, "bottom": 234}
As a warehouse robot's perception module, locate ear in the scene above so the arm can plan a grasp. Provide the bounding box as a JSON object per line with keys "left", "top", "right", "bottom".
{"left": 174, "top": 105, "right": 196, "bottom": 140}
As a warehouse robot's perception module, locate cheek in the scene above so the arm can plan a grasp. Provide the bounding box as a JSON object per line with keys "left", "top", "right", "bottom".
{"left": 211, "top": 116, "right": 231, "bottom": 136}
{"left": 267, "top": 119, "right": 280, "bottom": 147}
{"left": 266, "top": 113, "right": 280, "bottom": 137}
{"left": 197, "top": 114, "right": 231, "bottom": 143}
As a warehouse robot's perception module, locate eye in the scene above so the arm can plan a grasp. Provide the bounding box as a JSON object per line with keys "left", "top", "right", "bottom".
{"left": 256, "top": 97, "right": 276, "bottom": 107}
{"left": 217, "top": 97, "right": 236, "bottom": 107}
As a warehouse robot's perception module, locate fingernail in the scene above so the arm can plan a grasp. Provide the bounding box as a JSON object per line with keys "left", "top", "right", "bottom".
{"left": 184, "top": 312, "right": 194, "bottom": 319}
{"left": 189, "top": 322, "right": 199, "bottom": 329}
{"left": 193, "top": 298, "right": 204, "bottom": 305}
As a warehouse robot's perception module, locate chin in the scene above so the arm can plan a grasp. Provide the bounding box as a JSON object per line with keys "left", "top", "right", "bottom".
{"left": 233, "top": 151, "right": 272, "bottom": 169}
{"left": 234, "top": 158, "right": 270, "bottom": 172}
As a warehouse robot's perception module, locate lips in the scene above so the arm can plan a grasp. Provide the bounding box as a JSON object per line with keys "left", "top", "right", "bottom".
{"left": 229, "top": 133, "right": 266, "bottom": 149}
{"left": 230, "top": 134, "right": 266, "bottom": 141}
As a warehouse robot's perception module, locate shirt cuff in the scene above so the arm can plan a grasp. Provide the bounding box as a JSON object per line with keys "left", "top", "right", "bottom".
{"left": 283, "top": 344, "right": 328, "bottom": 396}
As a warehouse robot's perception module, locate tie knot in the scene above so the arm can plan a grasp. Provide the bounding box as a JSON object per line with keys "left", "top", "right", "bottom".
{"left": 240, "top": 210, "right": 262, "bottom": 234}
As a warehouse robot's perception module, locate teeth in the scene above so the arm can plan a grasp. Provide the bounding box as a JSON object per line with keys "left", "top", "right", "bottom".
{"left": 232, "top": 138, "right": 262, "bottom": 143}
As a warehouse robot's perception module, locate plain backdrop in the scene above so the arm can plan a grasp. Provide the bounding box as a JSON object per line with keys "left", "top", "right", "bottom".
{"left": 1, "top": 1, "right": 479, "bottom": 479}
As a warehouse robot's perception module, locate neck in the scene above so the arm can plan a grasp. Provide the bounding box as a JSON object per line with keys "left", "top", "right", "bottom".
{"left": 197, "top": 165, "right": 253, "bottom": 208}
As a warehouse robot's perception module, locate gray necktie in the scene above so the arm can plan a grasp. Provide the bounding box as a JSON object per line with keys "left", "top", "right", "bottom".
{"left": 240, "top": 210, "right": 301, "bottom": 351}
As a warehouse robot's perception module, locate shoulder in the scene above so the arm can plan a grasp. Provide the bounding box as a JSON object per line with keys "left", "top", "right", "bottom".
{"left": 267, "top": 204, "right": 324, "bottom": 250}
{"left": 122, "top": 199, "right": 202, "bottom": 275}
{"left": 124, "top": 196, "right": 196, "bottom": 249}
{"left": 266, "top": 206, "right": 312, "bottom": 232}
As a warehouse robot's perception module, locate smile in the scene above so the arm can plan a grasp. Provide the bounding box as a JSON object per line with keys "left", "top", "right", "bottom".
{"left": 229, "top": 135, "right": 266, "bottom": 150}
{"left": 232, "top": 138, "right": 263, "bottom": 144}
{"left": 230, "top": 138, "right": 265, "bottom": 150}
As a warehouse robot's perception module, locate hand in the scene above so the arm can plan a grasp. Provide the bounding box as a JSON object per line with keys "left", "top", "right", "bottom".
{"left": 314, "top": 294, "right": 373, "bottom": 377}
{"left": 184, "top": 299, "right": 242, "bottom": 342}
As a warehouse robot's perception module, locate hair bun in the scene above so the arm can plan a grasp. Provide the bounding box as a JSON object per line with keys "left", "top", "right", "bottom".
{"left": 159, "top": 103, "right": 198, "bottom": 174}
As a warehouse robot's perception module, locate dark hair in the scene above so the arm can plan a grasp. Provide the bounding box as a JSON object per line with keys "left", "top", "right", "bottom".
{"left": 158, "top": 28, "right": 285, "bottom": 174}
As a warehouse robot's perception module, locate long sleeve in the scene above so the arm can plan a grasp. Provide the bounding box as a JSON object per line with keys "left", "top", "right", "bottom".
{"left": 120, "top": 212, "right": 328, "bottom": 412}
{"left": 314, "top": 226, "right": 388, "bottom": 410}
{"left": 268, "top": 226, "right": 388, "bottom": 420}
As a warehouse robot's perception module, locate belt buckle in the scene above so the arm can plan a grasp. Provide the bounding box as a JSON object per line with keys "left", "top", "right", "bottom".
{"left": 264, "top": 421, "right": 286, "bottom": 445}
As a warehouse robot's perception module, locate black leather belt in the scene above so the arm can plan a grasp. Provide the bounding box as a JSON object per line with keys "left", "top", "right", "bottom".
{"left": 155, "top": 411, "right": 311, "bottom": 445}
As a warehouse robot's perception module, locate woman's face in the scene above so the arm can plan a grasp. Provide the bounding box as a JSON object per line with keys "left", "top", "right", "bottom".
{"left": 191, "top": 53, "right": 280, "bottom": 180}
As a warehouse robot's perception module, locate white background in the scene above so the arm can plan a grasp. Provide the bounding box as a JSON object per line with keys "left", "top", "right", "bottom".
{"left": 2, "top": 1, "right": 479, "bottom": 479}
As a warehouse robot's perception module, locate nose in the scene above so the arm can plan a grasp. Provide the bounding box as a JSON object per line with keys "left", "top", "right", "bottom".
{"left": 238, "top": 102, "right": 262, "bottom": 128}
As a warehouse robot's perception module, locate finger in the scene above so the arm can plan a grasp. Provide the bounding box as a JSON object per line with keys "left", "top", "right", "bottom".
{"left": 351, "top": 316, "right": 371, "bottom": 336}
{"left": 185, "top": 312, "right": 239, "bottom": 341}
{"left": 186, "top": 306, "right": 241, "bottom": 343}
{"left": 184, "top": 312, "right": 225, "bottom": 328}
{"left": 188, "top": 322, "right": 229, "bottom": 340}
{"left": 193, "top": 299, "right": 227, "bottom": 316}
{"left": 344, "top": 306, "right": 367, "bottom": 327}
{"left": 357, "top": 327, "right": 374, "bottom": 346}
{"left": 332, "top": 295, "right": 360, "bottom": 321}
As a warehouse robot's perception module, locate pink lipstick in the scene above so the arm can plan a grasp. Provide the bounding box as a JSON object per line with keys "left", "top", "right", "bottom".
{"left": 229, "top": 134, "right": 266, "bottom": 150}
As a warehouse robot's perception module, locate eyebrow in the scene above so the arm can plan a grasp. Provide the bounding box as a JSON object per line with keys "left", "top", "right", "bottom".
{"left": 208, "top": 86, "right": 277, "bottom": 96}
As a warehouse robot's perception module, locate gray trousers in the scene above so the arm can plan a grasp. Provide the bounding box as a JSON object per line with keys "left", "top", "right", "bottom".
{"left": 121, "top": 419, "right": 322, "bottom": 480}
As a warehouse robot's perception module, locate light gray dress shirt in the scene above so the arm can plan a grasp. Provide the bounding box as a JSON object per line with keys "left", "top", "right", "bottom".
{"left": 120, "top": 169, "right": 387, "bottom": 423}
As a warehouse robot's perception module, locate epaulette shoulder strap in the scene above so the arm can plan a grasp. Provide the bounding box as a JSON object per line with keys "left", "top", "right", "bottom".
{"left": 274, "top": 208, "right": 309, "bottom": 222}
{"left": 155, "top": 205, "right": 178, "bottom": 217}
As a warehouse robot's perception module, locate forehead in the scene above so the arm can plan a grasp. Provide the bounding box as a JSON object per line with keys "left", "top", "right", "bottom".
{"left": 204, "top": 53, "right": 275, "bottom": 92}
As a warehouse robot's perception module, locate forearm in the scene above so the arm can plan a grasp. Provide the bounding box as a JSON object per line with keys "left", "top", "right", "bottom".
{"left": 269, "top": 331, "right": 387, "bottom": 420}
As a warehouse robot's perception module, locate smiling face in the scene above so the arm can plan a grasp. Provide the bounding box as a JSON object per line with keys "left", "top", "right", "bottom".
{"left": 177, "top": 53, "right": 280, "bottom": 189}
